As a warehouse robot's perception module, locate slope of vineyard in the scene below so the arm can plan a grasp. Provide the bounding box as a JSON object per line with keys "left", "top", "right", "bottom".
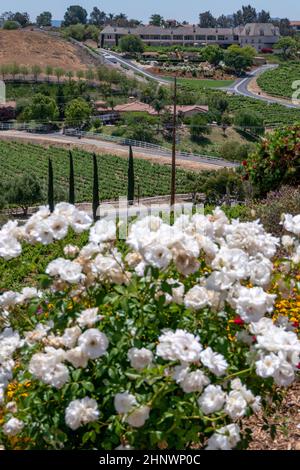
{"left": 257, "top": 63, "right": 300, "bottom": 99}
{"left": 0, "top": 140, "right": 200, "bottom": 202}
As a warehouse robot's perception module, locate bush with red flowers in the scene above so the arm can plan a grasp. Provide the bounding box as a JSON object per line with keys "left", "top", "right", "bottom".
{"left": 244, "top": 125, "right": 300, "bottom": 196}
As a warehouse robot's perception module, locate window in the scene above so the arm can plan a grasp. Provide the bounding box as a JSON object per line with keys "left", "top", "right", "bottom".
{"left": 173, "top": 35, "right": 183, "bottom": 40}
{"left": 161, "top": 35, "right": 171, "bottom": 40}
{"left": 196, "top": 35, "right": 206, "bottom": 40}
{"left": 234, "top": 35, "right": 239, "bottom": 40}
{"left": 207, "top": 35, "right": 216, "bottom": 41}
{"left": 218, "top": 35, "right": 225, "bottom": 41}
{"left": 184, "top": 35, "right": 194, "bottom": 40}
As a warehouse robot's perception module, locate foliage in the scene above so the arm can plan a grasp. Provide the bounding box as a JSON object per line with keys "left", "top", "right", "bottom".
{"left": 201, "top": 45, "right": 224, "bottom": 66}
{"left": 220, "top": 141, "right": 255, "bottom": 162}
{"left": 7, "top": 174, "right": 43, "bottom": 215}
{"left": 0, "top": 205, "right": 299, "bottom": 450}
{"left": 127, "top": 147, "right": 135, "bottom": 204}
{"left": 257, "top": 63, "right": 300, "bottom": 99}
{"left": 0, "top": 141, "right": 200, "bottom": 204}
{"left": 276, "top": 37, "right": 299, "bottom": 59}
{"left": 23, "top": 94, "right": 59, "bottom": 123}
{"left": 189, "top": 114, "right": 210, "bottom": 142}
{"left": 65, "top": 98, "right": 92, "bottom": 128}
{"left": 224, "top": 45, "right": 256, "bottom": 75}
{"left": 92, "top": 154, "right": 100, "bottom": 222}
{"left": 202, "top": 169, "right": 245, "bottom": 204}
{"left": 119, "top": 35, "right": 145, "bottom": 54}
{"left": 36, "top": 11, "right": 52, "bottom": 27}
{"left": 244, "top": 125, "right": 300, "bottom": 196}
{"left": 63, "top": 5, "right": 88, "bottom": 26}
{"left": 249, "top": 186, "right": 300, "bottom": 235}
{"left": 69, "top": 152, "right": 75, "bottom": 205}
{"left": 48, "top": 159, "right": 54, "bottom": 213}
{"left": 234, "top": 110, "right": 265, "bottom": 136}
{"left": 3, "top": 20, "right": 20, "bottom": 30}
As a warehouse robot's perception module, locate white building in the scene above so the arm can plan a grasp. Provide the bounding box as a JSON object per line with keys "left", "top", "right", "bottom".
{"left": 100, "top": 23, "right": 280, "bottom": 51}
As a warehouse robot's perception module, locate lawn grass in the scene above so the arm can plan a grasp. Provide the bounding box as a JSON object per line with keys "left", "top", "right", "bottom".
{"left": 167, "top": 78, "right": 235, "bottom": 90}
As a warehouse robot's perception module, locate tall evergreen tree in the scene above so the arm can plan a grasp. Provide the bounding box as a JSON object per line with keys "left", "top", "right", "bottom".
{"left": 69, "top": 151, "right": 75, "bottom": 205}
{"left": 127, "top": 146, "right": 135, "bottom": 205}
{"left": 92, "top": 153, "right": 100, "bottom": 221}
{"left": 48, "top": 158, "right": 54, "bottom": 213}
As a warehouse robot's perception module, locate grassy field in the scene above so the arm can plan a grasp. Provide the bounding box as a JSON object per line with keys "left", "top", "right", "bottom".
{"left": 257, "top": 63, "right": 300, "bottom": 99}
{"left": 166, "top": 77, "right": 234, "bottom": 90}
{"left": 0, "top": 140, "right": 202, "bottom": 203}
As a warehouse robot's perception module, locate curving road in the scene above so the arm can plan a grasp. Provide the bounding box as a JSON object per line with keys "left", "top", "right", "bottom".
{"left": 226, "top": 64, "right": 300, "bottom": 109}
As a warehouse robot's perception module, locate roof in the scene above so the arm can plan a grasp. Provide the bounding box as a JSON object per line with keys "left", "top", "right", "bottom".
{"left": 0, "top": 101, "right": 16, "bottom": 109}
{"left": 237, "top": 23, "right": 280, "bottom": 36}
{"left": 101, "top": 23, "right": 280, "bottom": 37}
{"left": 290, "top": 21, "right": 300, "bottom": 26}
{"left": 101, "top": 25, "right": 234, "bottom": 36}
{"left": 96, "top": 100, "right": 208, "bottom": 115}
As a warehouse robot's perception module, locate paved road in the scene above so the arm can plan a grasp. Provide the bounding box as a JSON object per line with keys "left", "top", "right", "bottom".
{"left": 225, "top": 64, "right": 300, "bottom": 109}
{"left": 0, "top": 130, "right": 237, "bottom": 169}
{"left": 97, "top": 48, "right": 170, "bottom": 85}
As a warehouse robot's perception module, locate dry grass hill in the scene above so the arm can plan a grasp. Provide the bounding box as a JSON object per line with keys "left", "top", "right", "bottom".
{"left": 0, "top": 30, "right": 98, "bottom": 71}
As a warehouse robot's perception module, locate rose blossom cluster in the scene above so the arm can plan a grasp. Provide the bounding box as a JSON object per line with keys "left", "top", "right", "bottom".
{"left": 0, "top": 206, "right": 299, "bottom": 449}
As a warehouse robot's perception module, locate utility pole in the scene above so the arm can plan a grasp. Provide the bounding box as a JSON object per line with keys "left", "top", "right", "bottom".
{"left": 170, "top": 77, "right": 177, "bottom": 208}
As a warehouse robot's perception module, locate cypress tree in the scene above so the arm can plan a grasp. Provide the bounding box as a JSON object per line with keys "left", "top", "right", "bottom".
{"left": 92, "top": 153, "right": 100, "bottom": 221}
{"left": 48, "top": 158, "right": 54, "bottom": 213}
{"left": 127, "top": 146, "right": 135, "bottom": 205}
{"left": 69, "top": 150, "right": 75, "bottom": 205}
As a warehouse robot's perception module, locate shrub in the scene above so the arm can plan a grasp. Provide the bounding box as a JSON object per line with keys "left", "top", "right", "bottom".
{"left": 249, "top": 186, "right": 300, "bottom": 235}
{"left": 245, "top": 125, "right": 300, "bottom": 196}
{"left": 0, "top": 204, "right": 299, "bottom": 450}
{"left": 221, "top": 141, "right": 256, "bottom": 162}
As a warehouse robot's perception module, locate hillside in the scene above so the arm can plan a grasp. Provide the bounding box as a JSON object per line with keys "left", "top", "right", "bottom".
{"left": 0, "top": 30, "right": 98, "bottom": 71}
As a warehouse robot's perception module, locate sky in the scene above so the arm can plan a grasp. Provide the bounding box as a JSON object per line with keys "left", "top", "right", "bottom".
{"left": 2, "top": 1, "right": 300, "bottom": 22}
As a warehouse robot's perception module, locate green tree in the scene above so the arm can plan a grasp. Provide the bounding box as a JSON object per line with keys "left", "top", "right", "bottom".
{"left": 221, "top": 112, "right": 232, "bottom": 136}
{"left": 48, "top": 159, "right": 54, "bottom": 213}
{"left": 31, "top": 65, "right": 42, "bottom": 82}
{"left": 23, "top": 93, "right": 59, "bottom": 123}
{"left": 224, "top": 45, "right": 255, "bottom": 75}
{"left": 127, "top": 146, "right": 135, "bottom": 205}
{"left": 234, "top": 109, "right": 264, "bottom": 136}
{"left": 119, "top": 35, "right": 145, "bottom": 54}
{"left": 69, "top": 151, "right": 75, "bottom": 205}
{"left": 89, "top": 7, "right": 107, "bottom": 26}
{"left": 54, "top": 67, "right": 65, "bottom": 84}
{"left": 149, "top": 14, "right": 164, "bottom": 26}
{"left": 92, "top": 153, "right": 100, "bottom": 221}
{"left": 11, "top": 12, "right": 30, "bottom": 27}
{"left": 66, "top": 70, "right": 74, "bottom": 83}
{"left": 189, "top": 114, "right": 210, "bottom": 142}
{"left": 3, "top": 20, "right": 19, "bottom": 30}
{"left": 8, "top": 174, "right": 43, "bottom": 215}
{"left": 199, "top": 11, "right": 216, "bottom": 28}
{"left": 63, "top": 24, "right": 86, "bottom": 40}
{"left": 36, "top": 11, "right": 52, "bottom": 27}
{"left": 276, "top": 37, "right": 298, "bottom": 59}
{"left": 65, "top": 98, "right": 91, "bottom": 127}
{"left": 202, "top": 45, "right": 224, "bottom": 66}
{"left": 45, "top": 65, "right": 53, "bottom": 82}
{"left": 85, "top": 25, "right": 100, "bottom": 41}
{"left": 76, "top": 70, "right": 84, "bottom": 81}
{"left": 63, "top": 5, "right": 88, "bottom": 26}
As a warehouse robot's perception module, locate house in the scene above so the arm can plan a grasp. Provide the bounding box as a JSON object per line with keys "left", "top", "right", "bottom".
{"left": 95, "top": 100, "right": 208, "bottom": 122}
{"left": 237, "top": 23, "right": 280, "bottom": 51}
{"left": 99, "top": 23, "right": 280, "bottom": 51}
{"left": 0, "top": 101, "right": 16, "bottom": 121}
{"left": 290, "top": 21, "right": 300, "bottom": 32}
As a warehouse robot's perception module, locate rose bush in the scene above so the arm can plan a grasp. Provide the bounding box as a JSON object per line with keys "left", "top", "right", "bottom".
{"left": 0, "top": 203, "right": 299, "bottom": 450}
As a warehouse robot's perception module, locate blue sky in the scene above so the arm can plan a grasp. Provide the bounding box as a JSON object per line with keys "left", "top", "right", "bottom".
{"left": 3, "top": 1, "right": 300, "bottom": 22}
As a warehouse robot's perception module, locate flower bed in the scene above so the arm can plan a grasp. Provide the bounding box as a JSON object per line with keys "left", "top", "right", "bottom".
{"left": 0, "top": 204, "right": 299, "bottom": 450}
